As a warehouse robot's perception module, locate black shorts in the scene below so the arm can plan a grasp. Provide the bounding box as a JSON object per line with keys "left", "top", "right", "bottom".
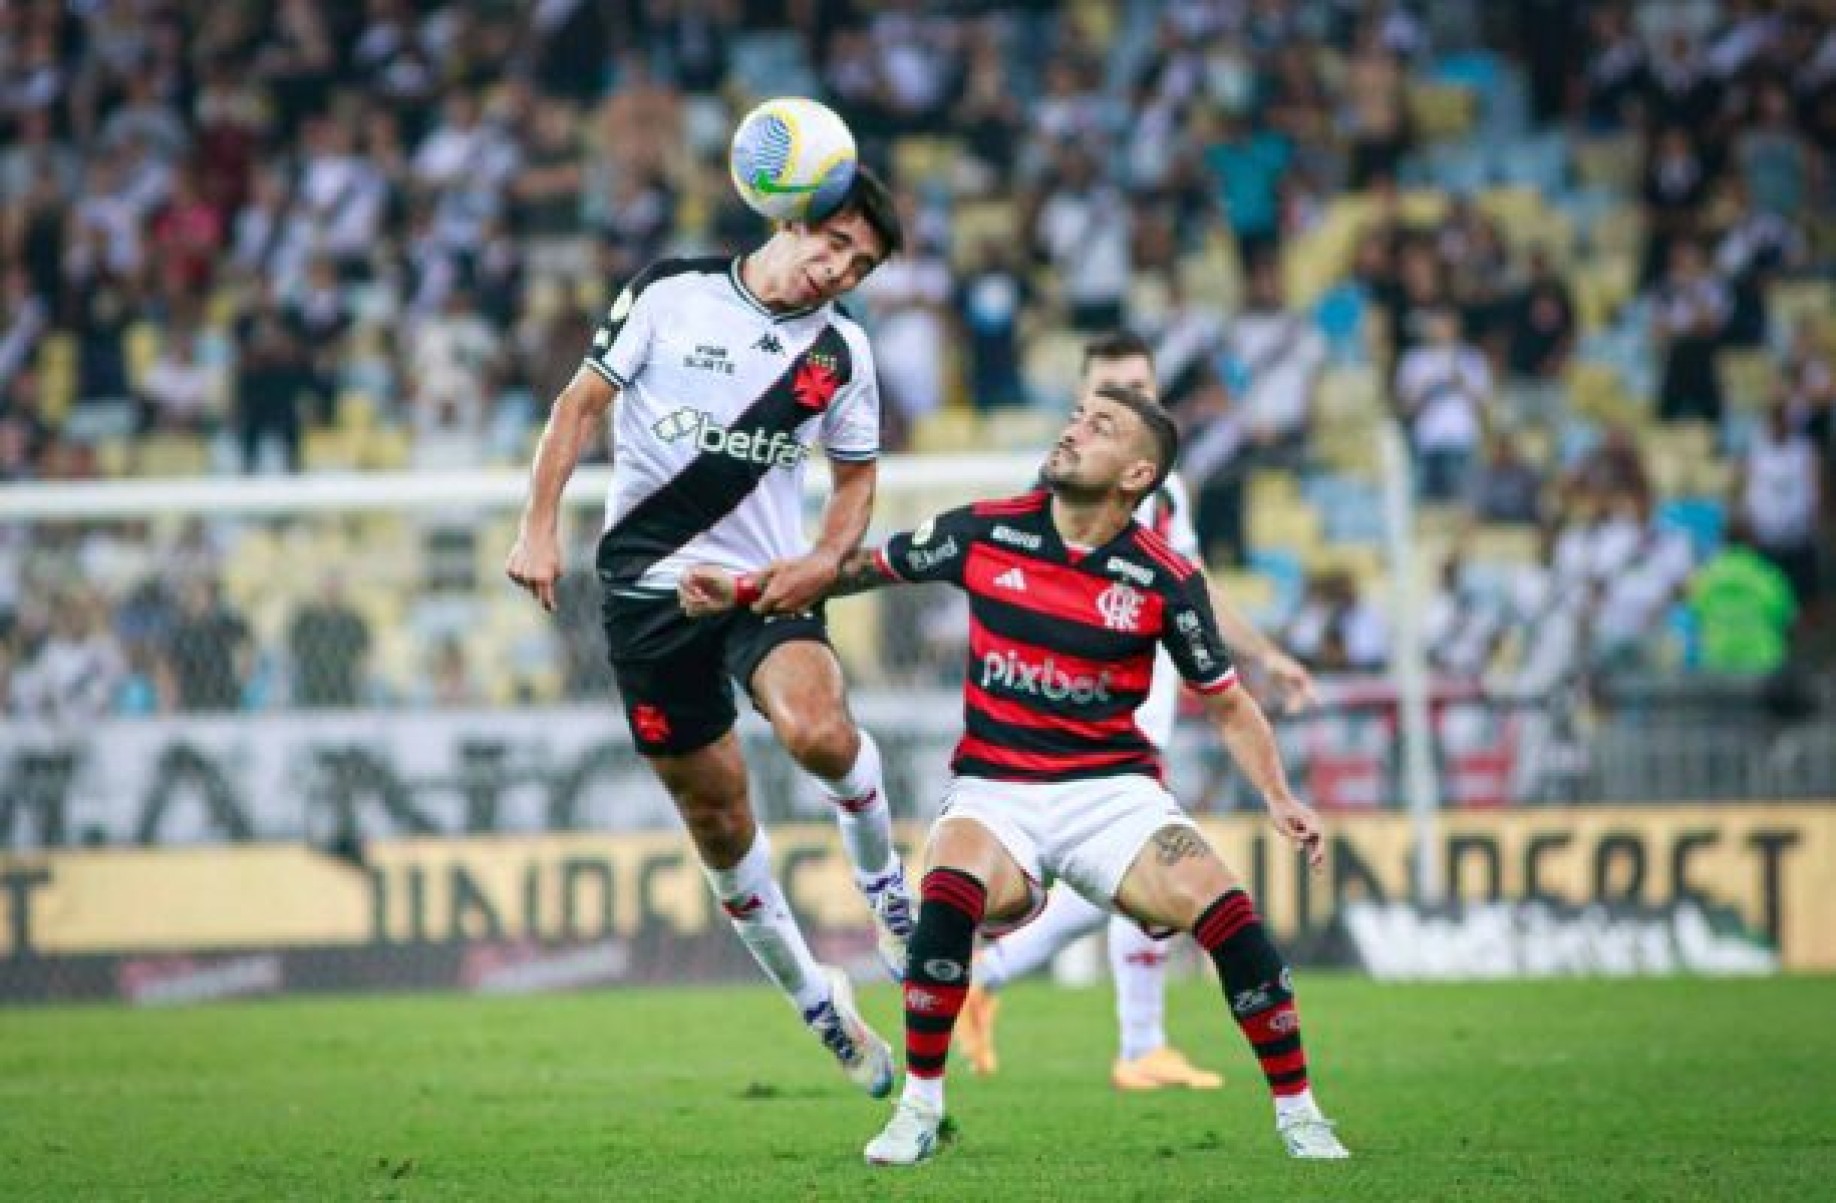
{"left": 600, "top": 587, "right": 830, "bottom": 756}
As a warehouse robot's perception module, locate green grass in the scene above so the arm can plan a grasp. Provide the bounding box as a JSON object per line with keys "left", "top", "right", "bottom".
{"left": 3, "top": 975, "right": 1834, "bottom": 1201}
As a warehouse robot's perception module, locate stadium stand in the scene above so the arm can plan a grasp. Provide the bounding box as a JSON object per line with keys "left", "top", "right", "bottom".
{"left": 0, "top": 0, "right": 1830, "bottom": 788}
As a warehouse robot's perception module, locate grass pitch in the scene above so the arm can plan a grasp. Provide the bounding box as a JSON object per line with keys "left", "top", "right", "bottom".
{"left": 3, "top": 974, "right": 1833, "bottom": 1201}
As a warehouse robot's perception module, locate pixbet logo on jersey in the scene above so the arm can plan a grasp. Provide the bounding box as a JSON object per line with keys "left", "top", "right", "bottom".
{"left": 980, "top": 649, "right": 1113, "bottom": 705}
{"left": 652, "top": 407, "right": 808, "bottom": 468}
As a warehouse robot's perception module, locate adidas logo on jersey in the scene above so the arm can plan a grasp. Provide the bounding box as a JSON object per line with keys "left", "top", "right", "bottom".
{"left": 993, "top": 567, "right": 1028, "bottom": 592}
{"left": 651, "top": 407, "right": 808, "bottom": 469}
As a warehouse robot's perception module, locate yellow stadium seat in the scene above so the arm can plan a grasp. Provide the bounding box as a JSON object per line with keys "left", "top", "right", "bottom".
{"left": 1210, "top": 569, "right": 1279, "bottom": 624}
{"left": 1408, "top": 84, "right": 1477, "bottom": 141}
{"left": 358, "top": 427, "right": 413, "bottom": 470}
{"left": 983, "top": 407, "right": 1063, "bottom": 453}
{"left": 1468, "top": 524, "right": 1540, "bottom": 567}
{"left": 124, "top": 322, "right": 161, "bottom": 388}
{"left": 1767, "top": 281, "right": 1834, "bottom": 337}
{"left": 1316, "top": 366, "right": 1384, "bottom": 429}
{"left": 1573, "top": 135, "right": 1642, "bottom": 193}
{"left": 1718, "top": 350, "right": 1780, "bottom": 412}
{"left": 908, "top": 408, "right": 983, "bottom": 455}
{"left": 133, "top": 434, "right": 211, "bottom": 477}
{"left": 303, "top": 429, "right": 361, "bottom": 471}
{"left": 949, "top": 199, "right": 1018, "bottom": 269}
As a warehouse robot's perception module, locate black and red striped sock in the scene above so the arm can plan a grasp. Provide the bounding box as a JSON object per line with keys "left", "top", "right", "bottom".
{"left": 902, "top": 868, "right": 987, "bottom": 1081}
{"left": 1194, "top": 889, "right": 1309, "bottom": 1099}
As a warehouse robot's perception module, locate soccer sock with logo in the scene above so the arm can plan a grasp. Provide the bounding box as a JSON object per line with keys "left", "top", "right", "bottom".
{"left": 900, "top": 867, "right": 987, "bottom": 1111}
{"left": 700, "top": 829, "right": 829, "bottom": 1015}
{"left": 1193, "top": 889, "right": 1317, "bottom": 1117}
{"left": 815, "top": 730, "right": 900, "bottom": 887}
{"left": 977, "top": 885, "right": 1106, "bottom": 990}
{"left": 1108, "top": 915, "right": 1171, "bottom": 1061}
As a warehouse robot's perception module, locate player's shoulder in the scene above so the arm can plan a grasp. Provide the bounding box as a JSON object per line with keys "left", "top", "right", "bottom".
{"left": 621, "top": 255, "right": 731, "bottom": 302}
{"left": 1126, "top": 520, "right": 1202, "bottom": 585}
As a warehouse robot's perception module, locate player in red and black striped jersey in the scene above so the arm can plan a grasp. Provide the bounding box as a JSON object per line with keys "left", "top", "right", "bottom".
{"left": 680, "top": 384, "right": 1350, "bottom": 1164}
{"left": 872, "top": 485, "right": 1236, "bottom": 782}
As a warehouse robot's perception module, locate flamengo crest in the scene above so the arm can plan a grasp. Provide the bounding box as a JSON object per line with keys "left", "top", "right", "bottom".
{"left": 1095, "top": 582, "right": 1145, "bottom": 632}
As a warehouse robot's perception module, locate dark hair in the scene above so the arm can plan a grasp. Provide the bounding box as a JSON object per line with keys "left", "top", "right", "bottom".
{"left": 1091, "top": 382, "right": 1179, "bottom": 497}
{"left": 1081, "top": 329, "right": 1153, "bottom": 369}
{"left": 817, "top": 164, "right": 904, "bottom": 261}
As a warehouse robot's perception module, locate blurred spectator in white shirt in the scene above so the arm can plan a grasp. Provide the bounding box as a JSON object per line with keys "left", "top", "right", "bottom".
{"left": 1739, "top": 402, "right": 1822, "bottom": 601}
{"left": 1395, "top": 308, "right": 1491, "bottom": 500}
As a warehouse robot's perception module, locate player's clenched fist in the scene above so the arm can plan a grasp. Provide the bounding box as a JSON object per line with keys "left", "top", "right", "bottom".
{"left": 678, "top": 564, "right": 739, "bottom": 617}
{"left": 506, "top": 530, "right": 562, "bottom": 613}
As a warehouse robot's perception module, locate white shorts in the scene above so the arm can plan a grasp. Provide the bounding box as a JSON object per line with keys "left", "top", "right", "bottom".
{"left": 936, "top": 773, "right": 1198, "bottom": 937}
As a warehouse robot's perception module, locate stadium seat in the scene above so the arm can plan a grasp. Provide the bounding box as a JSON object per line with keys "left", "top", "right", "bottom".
{"left": 1717, "top": 350, "right": 1780, "bottom": 412}
{"left": 1209, "top": 568, "right": 1281, "bottom": 627}
{"left": 1573, "top": 134, "right": 1642, "bottom": 193}
{"left": 133, "top": 434, "right": 211, "bottom": 477}
{"left": 1408, "top": 84, "right": 1478, "bottom": 143}
{"left": 908, "top": 408, "right": 984, "bottom": 455}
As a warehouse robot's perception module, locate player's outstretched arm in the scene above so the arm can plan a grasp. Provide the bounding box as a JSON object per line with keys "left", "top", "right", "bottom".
{"left": 677, "top": 546, "right": 897, "bottom": 618}
{"left": 755, "top": 459, "right": 877, "bottom": 615}
{"left": 1203, "top": 685, "right": 1325, "bottom": 872}
{"left": 1207, "top": 581, "right": 1319, "bottom": 714}
{"left": 507, "top": 366, "right": 617, "bottom": 612}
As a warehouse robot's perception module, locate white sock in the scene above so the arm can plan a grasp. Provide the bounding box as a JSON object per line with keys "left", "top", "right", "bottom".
{"left": 1108, "top": 915, "right": 1170, "bottom": 1061}
{"left": 902, "top": 1072, "right": 945, "bottom": 1113}
{"left": 701, "top": 830, "right": 828, "bottom": 1014}
{"left": 979, "top": 885, "right": 1107, "bottom": 990}
{"left": 816, "top": 730, "right": 899, "bottom": 886}
{"left": 1274, "top": 1089, "right": 1322, "bottom": 1123}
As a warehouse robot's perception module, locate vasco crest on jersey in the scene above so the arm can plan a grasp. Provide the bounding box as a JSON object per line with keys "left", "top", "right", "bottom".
{"left": 793, "top": 350, "right": 843, "bottom": 412}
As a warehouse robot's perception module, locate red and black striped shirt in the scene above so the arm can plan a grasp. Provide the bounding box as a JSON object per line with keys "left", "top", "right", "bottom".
{"left": 878, "top": 490, "right": 1236, "bottom": 783}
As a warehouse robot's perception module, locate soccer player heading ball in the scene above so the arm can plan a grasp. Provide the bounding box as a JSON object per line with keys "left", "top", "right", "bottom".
{"left": 507, "top": 155, "right": 912, "bottom": 1096}
{"left": 680, "top": 388, "right": 1351, "bottom": 1163}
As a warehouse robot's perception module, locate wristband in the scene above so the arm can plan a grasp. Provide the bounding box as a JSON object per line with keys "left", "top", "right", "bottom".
{"left": 733, "top": 573, "right": 762, "bottom": 607}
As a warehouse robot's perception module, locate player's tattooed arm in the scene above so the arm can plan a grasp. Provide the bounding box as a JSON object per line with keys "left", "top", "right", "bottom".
{"left": 829, "top": 548, "right": 899, "bottom": 597}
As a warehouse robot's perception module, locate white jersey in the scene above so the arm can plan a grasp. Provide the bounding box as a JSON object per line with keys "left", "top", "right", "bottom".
{"left": 582, "top": 256, "right": 881, "bottom": 593}
{"left": 1133, "top": 472, "right": 1204, "bottom": 749}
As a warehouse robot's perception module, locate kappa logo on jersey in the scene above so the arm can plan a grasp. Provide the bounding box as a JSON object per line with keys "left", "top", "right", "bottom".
{"left": 980, "top": 649, "right": 1113, "bottom": 705}
{"left": 1106, "top": 556, "right": 1155, "bottom": 587}
{"left": 991, "top": 524, "right": 1042, "bottom": 551}
{"left": 751, "top": 331, "right": 784, "bottom": 355}
{"left": 1095, "top": 582, "right": 1146, "bottom": 632}
{"left": 992, "top": 567, "right": 1028, "bottom": 592}
{"left": 651, "top": 407, "right": 809, "bottom": 468}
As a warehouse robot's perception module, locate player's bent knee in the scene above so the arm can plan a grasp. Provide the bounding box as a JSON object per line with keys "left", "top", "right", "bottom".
{"left": 775, "top": 711, "right": 858, "bottom": 776}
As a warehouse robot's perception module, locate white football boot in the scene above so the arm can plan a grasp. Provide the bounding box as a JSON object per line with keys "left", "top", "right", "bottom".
{"left": 861, "top": 864, "right": 914, "bottom": 982}
{"left": 863, "top": 1097, "right": 947, "bottom": 1166}
{"left": 1278, "top": 1112, "right": 1351, "bottom": 1159}
{"left": 803, "top": 966, "right": 894, "bottom": 1099}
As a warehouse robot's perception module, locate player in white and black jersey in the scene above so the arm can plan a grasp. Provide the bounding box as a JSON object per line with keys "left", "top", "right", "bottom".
{"left": 957, "top": 331, "right": 1319, "bottom": 1092}
{"left": 507, "top": 167, "right": 911, "bottom": 1099}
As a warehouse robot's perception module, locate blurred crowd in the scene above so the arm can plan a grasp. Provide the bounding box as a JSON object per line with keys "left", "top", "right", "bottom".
{"left": 1, "top": 0, "right": 1832, "bottom": 722}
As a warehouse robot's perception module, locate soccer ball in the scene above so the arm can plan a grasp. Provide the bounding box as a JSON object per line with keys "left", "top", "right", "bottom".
{"left": 729, "top": 97, "right": 858, "bottom": 224}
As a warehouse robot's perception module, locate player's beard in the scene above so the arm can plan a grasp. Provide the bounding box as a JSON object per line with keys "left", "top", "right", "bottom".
{"left": 1040, "top": 448, "right": 1105, "bottom": 503}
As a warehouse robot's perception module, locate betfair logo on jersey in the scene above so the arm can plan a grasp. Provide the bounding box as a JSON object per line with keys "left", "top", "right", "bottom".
{"left": 651, "top": 408, "right": 808, "bottom": 468}
{"left": 980, "top": 649, "right": 1113, "bottom": 706}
